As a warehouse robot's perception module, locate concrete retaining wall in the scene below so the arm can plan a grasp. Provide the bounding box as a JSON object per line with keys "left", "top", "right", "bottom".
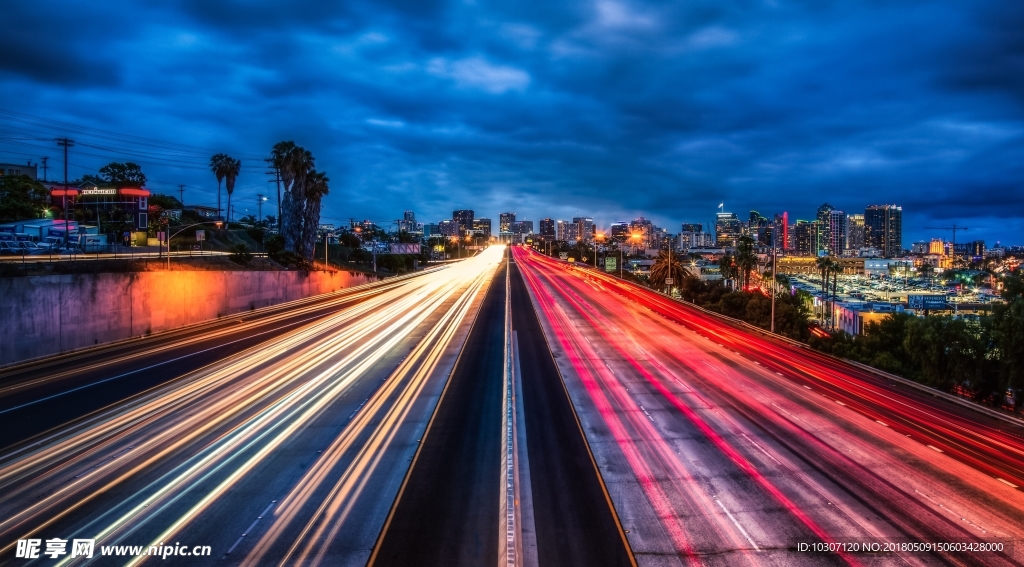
{"left": 0, "top": 269, "right": 376, "bottom": 366}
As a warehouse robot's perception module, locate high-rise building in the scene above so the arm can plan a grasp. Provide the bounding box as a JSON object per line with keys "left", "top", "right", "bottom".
{"left": 557, "top": 219, "right": 577, "bottom": 242}
{"left": 773, "top": 213, "right": 789, "bottom": 250}
{"left": 864, "top": 204, "right": 902, "bottom": 258}
{"left": 827, "top": 210, "right": 847, "bottom": 255}
{"left": 473, "top": 217, "right": 492, "bottom": 238}
{"left": 423, "top": 223, "right": 440, "bottom": 238}
{"left": 438, "top": 219, "right": 459, "bottom": 237}
{"left": 398, "top": 211, "right": 421, "bottom": 235}
{"left": 794, "top": 220, "right": 818, "bottom": 256}
{"left": 748, "top": 211, "right": 771, "bottom": 245}
{"left": 816, "top": 203, "right": 834, "bottom": 254}
{"left": 610, "top": 222, "right": 630, "bottom": 242}
{"left": 572, "top": 217, "right": 594, "bottom": 244}
{"left": 715, "top": 212, "right": 743, "bottom": 247}
{"left": 499, "top": 212, "right": 516, "bottom": 236}
{"left": 846, "top": 213, "right": 865, "bottom": 252}
{"left": 628, "top": 216, "right": 655, "bottom": 249}
{"left": 539, "top": 218, "right": 556, "bottom": 241}
{"left": 511, "top": 220, "right": 533, "bottom": 235}
{"left": 453, "top": 209, "right": 474, "bottom": 236}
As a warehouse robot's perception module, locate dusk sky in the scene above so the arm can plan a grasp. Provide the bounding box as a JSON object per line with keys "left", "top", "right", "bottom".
{"left": 2, "top": 0, "right": 1022, "bottom": 245}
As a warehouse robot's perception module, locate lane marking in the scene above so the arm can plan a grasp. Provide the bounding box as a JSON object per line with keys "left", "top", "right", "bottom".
{"left": 835, "top": 401, "right": 846, "bottom": 406}
{"left": 997, "top": 478, "right": 1018, "bottom": 489}
{"left": 224, "top": 500, "right": 276, "bottom": 557}
{"left": 927, "top": 445, "right": 944, "bottom": 453}
{"left": 876, "top": 420, "right": 888, "bottom": 427}
{"left": 714, "top": 497, "right": 760, "bottom": 552}
{"left": 802, "top": 385, "right": 812, "bottom": 390}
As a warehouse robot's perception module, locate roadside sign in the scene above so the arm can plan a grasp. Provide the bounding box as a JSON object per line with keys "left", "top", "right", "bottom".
{"left": 390, "top": 243, "right": 421, "bottom": 254}
{"left": 665, "top": 278, "right": 674, "bottom": 285}
{"left": 559, "top": 252, "right": 568, "bottom": 260}
{"left": 582, "top": 256, "right": 588, "bottom": 262}
{"left": 195, "top": 230, "right": 205, "bottom": 241}
{"left": 157, "top": 231, "right": 166, "bottom": 243}
{"left": 567, "top": 257, "right": 575, "bottom": 263}
{"left": 193, "top": 245, "right": 201, "bottom": 251}
{"left": 605, "top": 257, "right": 617, "bottom": 272}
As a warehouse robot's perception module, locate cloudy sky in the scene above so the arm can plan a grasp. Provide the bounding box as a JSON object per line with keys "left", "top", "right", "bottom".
{"left": 1, "top": 0, "right": 1022, "bottom": 245}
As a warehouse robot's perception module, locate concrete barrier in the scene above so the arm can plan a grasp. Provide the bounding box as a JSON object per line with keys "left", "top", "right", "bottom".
{"left": 0, "top": 269, "right": 376, "bottom": 365}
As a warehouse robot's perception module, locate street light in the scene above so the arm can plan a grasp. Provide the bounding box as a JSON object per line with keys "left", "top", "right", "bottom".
{"left": 166, "top": 220, "right": 223, "bottom": 270}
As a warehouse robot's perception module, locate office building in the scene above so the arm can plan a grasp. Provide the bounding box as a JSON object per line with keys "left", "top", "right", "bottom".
{"left": 773, "top": 213, "right": 789, "bottom": 250}
{"left": 499, "top": 212, "right": 516, "bottom": 236}
{"left": 438, "top": 219, "right": 459, "bottom": 237}
{"left": 794, "top": 220, "right": 818, "bottom": 256}
{"left": 539, "top": 218, "right": 556, "bottom": 241}
{"left": 816, "top": 203, "right": 834, "bottom": 254}
{"left": 472, "top": 217, "right": 492, "bottom": 239}
{"left": 715, "top": 212, "right": 743, "bottom": 247}
{"left": 572, "top": 217, "right": 594, "bottom": 244}
{"left": 453, "top": 209, "right": 474, "bottom": 236}
{"left": 610, "top": 222, "right": 630, "bottom": 242}
{"left": 864, "top": 204, "right": 902, "bottom": 258}
{"left": 846, "top": 213, "right": 865, "bottom": 252}
{"left": 827, "top": 210, "right": 847, "bottom": 255}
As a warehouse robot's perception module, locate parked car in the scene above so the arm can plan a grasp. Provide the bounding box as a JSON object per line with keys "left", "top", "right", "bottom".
{"left": 0, "top": 241, "right": 21, "bottom": 256}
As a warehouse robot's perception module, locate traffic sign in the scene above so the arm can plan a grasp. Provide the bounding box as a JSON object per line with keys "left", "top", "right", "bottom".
{"left": 665, "top": 278, "right": 674, "bottom": 285}
{"left": 582, "top": 257, "right": 588, "bottom": 262}
{"left": 559, "top": 252, "right": 568, "bottom": 260}
{"left": 195, "top": 230, "right": 205, "bottom": 241}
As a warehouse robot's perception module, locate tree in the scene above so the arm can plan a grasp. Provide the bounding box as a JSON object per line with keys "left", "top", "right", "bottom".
{"left": 148, "top": 194, "right": 183, "bottom": 210}
{"left": 269, "top": 141, "right": 328, "bottom": 260}
{"left": 221, "top": 156, "right": 241, "bottom": 224}
{"left": 209, "top": 153, "right": 229, "bottom": 219}
{"left": 904, "top": 316, "right": 987, "bottom": 393}
{"left": 99, "top": 162, "right": 147, "bottom": 188}
{"left": 815, "top": 255, "right": 833, "bottom": 321}
{"left": 0, "top": 174, "right": 49, "bottom": 222}
{"left": 649, "top": 249, "right": 685, "bottom": 291}
{"left": 734, "top": 235, "right": 757, "bottom": 289}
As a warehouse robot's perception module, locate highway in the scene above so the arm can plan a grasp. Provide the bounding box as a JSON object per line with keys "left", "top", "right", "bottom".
{"left": 514, "top": 246, "right": 1024, "bottom": 566}
{"left": 0, "top": 246, "right": 504, "bottom": 565}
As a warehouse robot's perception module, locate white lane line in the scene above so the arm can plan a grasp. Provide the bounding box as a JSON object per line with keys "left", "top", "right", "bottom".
{"left": 927, "top": 445, "right": 944, "bottom": 453}
{"left": 802, "top": 385, "right": 812, "bottom": 390}
{"left": 224, "top": 500, "right": 276, "bottom": 557}
{"left": 876, "top": 420, "right": 888, "bottom": 427}
{"left": 775, "top": 372, "right": 783, "bottom": 376}
{"left": 835, "top": 401, "right": 846, "bottom": 406}
{"left": 997, "top": 478, "right": 1018, "bottom": 489}
{"left": 715, "top": 497, "right": 760, "bottom": 552}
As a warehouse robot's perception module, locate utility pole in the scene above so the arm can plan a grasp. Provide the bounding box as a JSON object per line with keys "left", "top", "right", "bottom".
{"left": 41, "top": 156, "right": 49, "bottom": 182}
{"left": 56, "top": 138, "right": 74, "bottom": 249}
{"left": 177, "top": 184, "right": 185, "bottom": 206}
{"left": 265, "top": 160, "right": 282, "bottom": 233}
{"left": 256, "top": 193, "right": 265, "bottom": 222}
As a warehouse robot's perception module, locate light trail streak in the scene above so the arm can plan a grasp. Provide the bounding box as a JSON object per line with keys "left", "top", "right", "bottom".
{"left": 515, "top": 246, "right": 1023, "bottom": 566}
{"left": 0, "top": 247, "right": 505, "bottom": 565}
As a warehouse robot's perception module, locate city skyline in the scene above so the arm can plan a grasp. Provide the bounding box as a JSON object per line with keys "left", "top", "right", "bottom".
{"left": 1, "top": 1, "right": 1021, "bottom": 246}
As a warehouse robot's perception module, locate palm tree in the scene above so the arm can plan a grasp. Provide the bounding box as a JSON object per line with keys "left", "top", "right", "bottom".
{"left": 735, "top": 235, "right": 757, "bottom": 289}
{"left": 301, "top": 170, "right": 329, "bottom": 259}
{"left": 209, "top": 154, "right": 229, "bottom": 220}
{"left": 650, "top": 249, "right": 685, "bottom": 292}
{"left": 222, "top": 156, "right": 241, "bottom": 224}
{"left": 270, "top": 142, "right": 314, "bottom": 254}
{"left": 815, "top": 255, "right": 834, "bottom": 322}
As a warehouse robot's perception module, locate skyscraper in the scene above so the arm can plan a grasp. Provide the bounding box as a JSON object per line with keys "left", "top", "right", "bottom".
{"left": 816, "top": 203, "right": 834, "bottom": 254}
{"left": 846, "top": 213, "right": 865, "bottom": 252}
{"left": 539, "top": 218, "right": 555, "bottom": 241}
{"left": 499, "top": 212, "right": 516, "bottom": 236}
{"left": 473, "top": 217, "right": 492, "bottom": 238}
{"left": 610, "top": 222, "right": 629, "bottom": 242}
{"left": 572, "top": 217, "right": 594, "bottom": 244}
{"left": 773, "top": 212, "right": 789, "bottom": 250}
{"left": 794, "top": 220, "right": 818, "bottom": 256}
{"left": 864, "top": 204, "right": 903, "bottom": 258}
{"left": 715, "top": 212, "right": 743, "bottom": 247}
{"left": 827, "top": 210, "right": 847, "bottom": 255}
{"left": 453, "top": 209, "right": 474, "bottom": 236}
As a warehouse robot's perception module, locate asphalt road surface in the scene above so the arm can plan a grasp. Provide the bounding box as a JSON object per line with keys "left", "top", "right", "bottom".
{"left": 514, "top": 246, "right": 1024, "bottom": 567}
{"left": 0, "top": 248, "right": 504, "bottom": 566}
{"left": 371, "top": 261, "right": 507, "bottom": 566}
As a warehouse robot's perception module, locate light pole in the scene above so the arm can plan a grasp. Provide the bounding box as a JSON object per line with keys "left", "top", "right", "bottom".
{"left": 166, "top": 220, "right": 223, "bottom": 269}
{"left": 770, "top": 241, "right": 778, "bottom": 333}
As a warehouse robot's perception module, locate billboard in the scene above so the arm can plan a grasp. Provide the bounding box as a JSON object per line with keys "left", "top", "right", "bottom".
{"left": 908, "top": 294, "right": 948, "bottom": 310}
{"left": 390, "top": 243, "right": 421, "bottom": 254}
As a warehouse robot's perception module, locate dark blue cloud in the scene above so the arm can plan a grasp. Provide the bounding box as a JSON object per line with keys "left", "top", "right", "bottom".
{"left": 1, "top": 0, "right": 1022, "bottom": 245}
